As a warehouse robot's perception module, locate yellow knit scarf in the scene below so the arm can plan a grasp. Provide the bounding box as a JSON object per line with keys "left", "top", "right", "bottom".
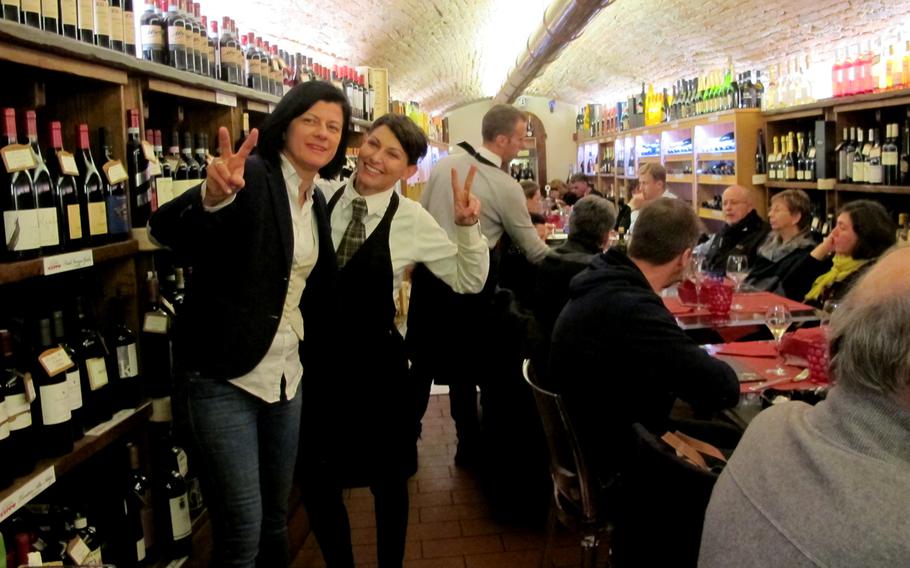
{"left": 804, "top": 254, "right": 868, "bottom": 302}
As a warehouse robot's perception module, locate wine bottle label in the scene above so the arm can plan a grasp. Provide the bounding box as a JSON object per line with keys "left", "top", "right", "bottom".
{"left": 22, "top": 0, "right": 40, "bottom": 13}
{"left": 141, "top": 140, "right": 156, "bottom": 161}
{"left": 169, "top": 493, "right": 192, "bottom": 540}
{"left": 247, "top": 57, "right": 261, "bottom": 76}
{"left": 85, "top": 547, "right": 103, "bottom": 565}
{"left": 0, "top": 407, "right": 9, "bottom": 441}
{"left": 167, "top": 24, "right": 186, "bottom": 48}
{"left": 106, "top": 193, "right": 129, "bottom": 234}
{"left": 901, "top": 158, "right": 909, "bottom": 175}
{"left": 61, "top": 0, "right": 77, "bottom": 25}
{"left": 116, "top": 343, "right": 139, "bottom": 379}
{"left": 85, "top": 356, "right": 109, "bottom": 391}
{"left": 176, "top": 447, "right": 188, "bottom": 476}
{"left": 67, "top": 203, "right": 84, "bottom": 239}
{"left": 147, "top": 160, "right": 161, "bottom": 177}
{"left": 136, "top": 538, "right": 146, "bottom": 562}
{"left": 171, "top": 179, "right": 199, "bottom": 198}
{"left": 2, "top": 144, "right": 38, "bottom": 173}
{"left": 110, "top": 6, "right": 124, "bottom": 42}
{"left": 39, "top": 347, "right": 75, "bottom": 377}
{"left": 93, "top": 0, "right": 109, "bottom": 36}
{"left": 37, "top": 207, "right": 60, "bottom": 247}
{"left": 103, "top": 160, "right": 128, "bottom": 184}
{"left": 883, "top": 151, "right": 899, "bottom": 166}
{"left": 4, "top": 210, "right": 42, "bottom": 252}
{"left": 57, "top": 151, "right": 80, "bottom": 176}
{"left": 6, "top": 392, "right": 32, "bottom": 430}
{"left": 67, "top": 536, "right": 92, "bottom": 565}
{"left": 141, "top": 25, "right": 165, "bottom": 48}
{"left": 156, "top": 176, "right": 174, "bottom": 206}
{"left": 143, "top": 312, "right": 169, "bottom": 334}
{"left": 77, "top": 0, "right": 93, "bottom": 28}
{"left": 66, "top": 369, "right": 83, "bottom": 410}
{"left": 124, "top": 10, "right": 135, "bottom": 45}
{"left": 854, "top": 163, "right": 866, "bottom": 184}
{"left": 150, "top": 396, "right": 172, "bottom": 423}
{"left": 24, "top": 371, "right": 36, "bottom": 401}
{"left": 868, "top": 165, "right": 883, "bottom": 184}
{"left": 87, "top": 201, "right": 108, "bottom": 236}
{"left": 1, "top": 0, "right": 19, "bottom": 7}
{"left": 39, "top": 382, "right": 72, "bottom": 426}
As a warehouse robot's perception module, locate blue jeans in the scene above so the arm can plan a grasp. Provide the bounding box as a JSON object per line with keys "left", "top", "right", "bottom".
{"left": 186, "top": 375, "right": 302, "bottom": 568}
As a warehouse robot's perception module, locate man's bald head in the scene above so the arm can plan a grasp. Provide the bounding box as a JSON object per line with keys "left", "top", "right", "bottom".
{"left": 721, "top": 185, "right": 755, "bottom": 225}
{"left": 829, "top": 246, "right": 910, "bottom": 402}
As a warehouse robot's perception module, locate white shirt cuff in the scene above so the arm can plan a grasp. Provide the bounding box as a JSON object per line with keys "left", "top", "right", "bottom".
{"left": 200, "top": 181, "right": 237, "bottom": 212}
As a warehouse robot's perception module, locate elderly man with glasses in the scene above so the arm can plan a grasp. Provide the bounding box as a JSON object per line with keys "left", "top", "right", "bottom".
{"left": 697, "top": 185, "right": 770, "bottom": 274}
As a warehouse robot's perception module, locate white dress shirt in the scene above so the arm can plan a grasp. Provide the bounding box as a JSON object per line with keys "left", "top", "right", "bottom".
{"left": 202, "top": 154, "right": 318, "bottom": 403}
{"left": 323, "top": 175, "right": 490, "bottom": 299}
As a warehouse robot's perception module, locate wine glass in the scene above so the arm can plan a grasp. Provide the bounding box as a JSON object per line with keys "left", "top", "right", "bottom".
{"left": 688, "top": 255, "right": 707, "bottom": 308}
{"left": 764, "top": 304, "right": 793, "bottom": 377}
{"left": 726, "top": 254, "right": 749, "bottom": 310}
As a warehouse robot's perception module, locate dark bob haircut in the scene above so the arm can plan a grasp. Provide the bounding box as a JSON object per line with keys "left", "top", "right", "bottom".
{"left": 256, "top": 81, "right": 352, "bottom": 179}
{"left": 838, "top": 199, "right": 896, "bottom": 260}
{"left": 368, "top": 114, "right": 428, "bottom": 166}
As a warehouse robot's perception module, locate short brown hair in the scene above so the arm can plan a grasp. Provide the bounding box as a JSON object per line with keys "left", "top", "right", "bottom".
{"left": 629, "top": 198, "right": 703, "bottom": 264}
{"left": 369, "top": 113, "right": 428, "bottom": 166}
{"left": 638, "top": 162, "right": 666, "bottom": 184}
{"left": 771, "top": 189, "right": 812, "bottom": 230}
{"left": 520, "top": 180, "right": 541, "bottom": 200}
{"left": 482, "top": 104, "right": 526, "bottom": 143}
{"left": 569, "top": 173, "right": 591, "bottom": 185}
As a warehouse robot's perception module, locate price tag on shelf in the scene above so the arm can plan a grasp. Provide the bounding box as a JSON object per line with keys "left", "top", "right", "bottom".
{"left": 708, "top": 115, "right": 719, "bottom": 123}
{"left": 85, "top": 407, "right": 136, "bottom": 437}
{"left": 751, "top": 174, "right": 767, "bottom": 185}
{"left": 57, "top": 151, "right": 80, "bottom": 176}
{"left": 1, "top": 144, "right": 37, "bottom": 173}
{"left": 103, "top": 160, "right": 129, "bottom": 184}
{"left": 215, "top": 91, "right": 238, "bottom": 107}
{"left": 39, "top": 347, "right": 75, "bottom": 377}
{"left": 0, "top": 466, "right": 56, "bottom": 523}
{"left": 42, "top": 249, "right": 94, "bottom": 276}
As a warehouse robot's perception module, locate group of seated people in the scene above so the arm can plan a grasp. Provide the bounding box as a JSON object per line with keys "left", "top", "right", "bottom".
{"left": 492, "top": 168, "right": 906, "bottom": 565}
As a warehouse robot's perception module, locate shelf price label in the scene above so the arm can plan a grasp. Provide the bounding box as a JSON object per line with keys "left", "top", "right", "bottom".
{"left": 215, "top": 91, "right": 237, "bottom": 107}
{"left": 0, "top": 466, "right": 56, "bottom": 523}
{"left": 42, "top": 249, "right": 95, "bottom": 276}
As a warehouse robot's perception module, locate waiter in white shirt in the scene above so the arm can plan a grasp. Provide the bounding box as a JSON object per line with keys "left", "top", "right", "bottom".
{"left": 298, "top": 113, "right": 489, "bottom": 568}
{"left": 628, "top": 162, "right": 676, "bottom": 235}
{"left": 407, "top": 104, "right": 550, "bottom": 467}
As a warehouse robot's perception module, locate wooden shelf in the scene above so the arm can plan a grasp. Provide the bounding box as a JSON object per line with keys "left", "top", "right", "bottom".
{"left": 0, "top": 402, "right": 152, "bottom": 523}
{"left": 763, "top": 108, "right": 825, "bottom": 123}
{"left": 766, "top": 180, "right": 824, "bottom": 190}
{"left": 0, "top": 239, "right": 138, "bottom": 285}
{"left": 665, "top": 154, "right": 693, "bottom": 162}
{"left": 0, "top": 19, "right": 279, "bottom": 106}
{"left": 667, "top": 173, "right": 694, "bottom": 183}
{"left": 762, "top": 85, "right": 910, "bottom": 120}
{"left": 697, "top": 174, "right": 737, "bottom": 186}
{"left": 835, "top": 183, "right": 910, "bottom": 195}
{"left": 698, "top": 208, "right": 726, "bottom": 221}
{"left": 639, "top": 155, "right": 661, "bottom": 162}
{"left": 697, "top": 152, "right": 736, "bottom": 161}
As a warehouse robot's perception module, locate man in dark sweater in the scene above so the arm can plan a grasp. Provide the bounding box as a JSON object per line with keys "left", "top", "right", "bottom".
{"left": 549, "top": 198, "right": 740, "bottom": 487}
{"left": 699, "top": 185, "right": 770, "bottom": 274}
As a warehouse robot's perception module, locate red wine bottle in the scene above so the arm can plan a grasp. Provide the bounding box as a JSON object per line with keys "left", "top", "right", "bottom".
{"left": 108, "top": 296, "right": 141, "bottom": 411}
{"left": 93, "top": 0, "right": 111, "bottom": 49}
{"left": 123, "top": 0, "right": 136, "bottom": 56}
{"left": 42, "top": 0, "right": 60, "bottom": 32}
{"left": 155, "top": 433, "right": 191, "bottom": 560}
{"left": 99, "top": 126, "right": 130, "bottom": 240}
{"left": 126, "top": 111, "right": 152, "bottom": 228}
{"left": 52, "top": 309, "right": 84, "bottom": 440}
{"left": 0, "top": 385, "right": 12, "bottom": 490}
{"left": 47, "top": 121, "right": 85, "bottom": 251}
{"left": 1, "top": 0, "right": 19, "bottom": 23}
{"left": 1, "top": 328, "right": 36, "bottom": 478}
{"left": 21, "top": 0, "right": 41, "bottom": 28}
{"left": 25, "top": 110, "right": 64, "bottom": 256}
{"left": 74, "top": 297, "right": 113, "bottom": 427}
{"left": 1, "top": 108, "right": 41, "bottom": 261}
{"left": 123, "top": 442, "right": 150, "bottom": 567}
{"left": 32, "top": 317, "right": 74, "bottom": 458}
{"left": 75, "top": 124, "right": 109, "bottom": 246}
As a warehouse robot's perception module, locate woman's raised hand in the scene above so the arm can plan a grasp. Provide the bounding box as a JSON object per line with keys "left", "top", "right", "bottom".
{"left": 452, "top": 165, "right": 481, "bottom": 226}
{"left": 204, "top": 126, "right": 259, "bottom": 206}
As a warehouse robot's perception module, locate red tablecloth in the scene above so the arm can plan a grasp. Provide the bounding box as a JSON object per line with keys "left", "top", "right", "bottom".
{"left": 714, "top": 342, "right": 777, "bottom": 358}
{"left": 664, "top": 292, "right": 813, "bottom": 316}
{"left": 710, "top": 340, "right": 826, "bottom": 393}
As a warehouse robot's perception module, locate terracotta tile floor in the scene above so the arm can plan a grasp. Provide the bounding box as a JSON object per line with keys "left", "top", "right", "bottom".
{"left": 291, "top": 394, "right": 609, "bottom": 568}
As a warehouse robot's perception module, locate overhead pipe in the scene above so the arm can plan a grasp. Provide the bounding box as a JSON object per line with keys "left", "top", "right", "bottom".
{"left": 492, "top": 0, "right": 614, "bottom": 105}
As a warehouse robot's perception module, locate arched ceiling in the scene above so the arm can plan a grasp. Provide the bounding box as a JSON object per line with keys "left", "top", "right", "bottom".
{"left": 219, "top": 0, "right": 910, "bottom": 114}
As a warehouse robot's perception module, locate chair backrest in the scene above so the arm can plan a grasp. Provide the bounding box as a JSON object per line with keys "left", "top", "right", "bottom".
{"left": 522, "top": 358, "right": 599, "bottom": 523}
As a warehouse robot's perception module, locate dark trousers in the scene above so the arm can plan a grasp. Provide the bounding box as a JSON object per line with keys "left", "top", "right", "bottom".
{"left": 412, "top": 362, "right": 480, "bottom": 449}
{"left": 300, "top": 474, "right": 410, "bottom": 568}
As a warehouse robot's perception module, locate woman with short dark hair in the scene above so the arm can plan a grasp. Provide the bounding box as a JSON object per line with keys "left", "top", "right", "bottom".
{"left": 782, "top": 199, "right": 896, "bottom": 307}
{"left": 746, "top": 189, "right": 818, "bottom": 297}
{"left": 149, "top": 80, "right": 351, "bottom": 567}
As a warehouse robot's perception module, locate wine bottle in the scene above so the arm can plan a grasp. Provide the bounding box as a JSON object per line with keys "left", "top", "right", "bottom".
{"left": 193, "top": 3, "right": 207, "bottom": 76}
{"left": 769, "top": 136, "right": 780, "bottom": 180}
{"left": 72, "top": 514, "right": 103, "bottom": 565}
{"left": 93, "top": 0, "right": 111, "bottom": 49}
{"left": 806, "top": 129, "right": 816, "bottom": 182}
{"left": 0, "top": 383, "right": 11, "bottom": 489}
{"left": 1, "top": 328, "right": 36, "bottom": 478}
{"left": 108, "top": 296, "right": 140, "bottom": 411}
{"left": 144, "top": 128, "right": 159, "bottom": 212}
{"left": 99, "top": 127, "right": 130, "bottom": 241}
{"left": 219, "top": 16, "right": 240, "bottom": 85}
{"left": 155, "top": 434, "right": 192, "bottom": 560}
{"left": 901, "top": 112, "right": 910, "bottom": 185}
{"left": 75, "top": 124, "right": 109, "bottom": 246}
{"left": 76, "top": 0, "right": 94, "bottom": 42}
{"left": 126, "top": 110, "right": 152, "bottom": 228}
{"left": 242, "top": 34, "right": 261, "bottom": 91}
{"left": 25, "top": 111, "right": 63, "bottom": 255}
{"left": 47, "top": 121, "right": 84, "bottom": 251}
{"left": 194, "top": 133, "right": 207, "bottom": 179}
{"left": 1, "top": 108, "right": 41, "bottom": 261}
{"left": 836, "top": 127, "right": 849, "bottom": 182}
{"left": 784, "top": 132, "right": 796, "bottom": 181}
{"left": 883, "top": 123, "right": 899, "bottom": 185}
{"left": 41, "top": 0, "right": 59, "bottom": 33}
{"left": 1, "top": 0, "right": 19, "bottom": 22}
{"left": 123, "top": 442, "right": 150, "bottom": 567}
{"left": 867, "top": 127, "right": 882, "bottom": 185}
{"left": 74, "top": 297, "right": 112, "bottom": 427}
{"left": 21, "top": 0, "right": 40, "bottom": 28}
{"left": 205, "top": 16, "right": 218, "bottom": 80}
{"left": 188, "top": 1, "right": 203, "bottom": 75}
{"left": 180, "top": 131, "right": 199, "bottom": 180}
{"left": 845, "top": 127, "right": 856, "bottom": 183}
{"left": 123, "top": 0, "right": 136, "bottom": 56}
{"left": 142, "top": 271, "right": 173, "bottom": 435}
{"left": 60, "top": 0, "right": 78, "bottom": 38}
{"left": 109, "top": 0, "right": 125, "bottom": 52}
{"left": 139, "top": 0, "right": 165, "bottom": 64}
{"left": 165, "top": 0, "right": 187, "bottom": 71}
{"left": 32, "top": 318, "right": 74, "bottom": 458}
{"left": 852, "top": 128, "right": 865, "bottom": 184}
{"left": 52, "top": 310, "right": 84, "bottom": 440}
{"left": 796, "top": 133, "right": 806, "bottom": 181}
{"left": 754, "top": 129, "right": 766, "bottom": 175}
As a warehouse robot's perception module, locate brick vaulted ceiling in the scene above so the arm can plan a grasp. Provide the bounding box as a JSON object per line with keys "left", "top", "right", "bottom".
{"left": 223, "top": 0, "right": 909, "bottom": 113}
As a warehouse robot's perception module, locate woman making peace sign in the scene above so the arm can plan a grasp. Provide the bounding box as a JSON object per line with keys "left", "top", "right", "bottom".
{"left": 149, "top": 81, "right": 351, "bottom": 567}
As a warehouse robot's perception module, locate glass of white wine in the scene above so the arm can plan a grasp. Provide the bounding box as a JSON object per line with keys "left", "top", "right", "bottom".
{"left": 726, "top": 254, "right": 749, "bottom": 310}
{"left": 688, "top": 255, "right": 707, "bottom": 308}
{"left": 765, "top": 304, "right": 793, "bottom": 377}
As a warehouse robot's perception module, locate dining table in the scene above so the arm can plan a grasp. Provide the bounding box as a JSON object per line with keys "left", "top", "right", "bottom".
{"left": 662, "top": 288, "right": 820, "bottom": 331}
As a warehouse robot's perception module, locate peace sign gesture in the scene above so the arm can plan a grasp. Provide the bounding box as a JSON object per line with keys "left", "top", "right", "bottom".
{"left": 204, "top": 126, "right": 259, "bottom": 207}
{"left": 452, "top": 165, "right": 481, "bottom": 226}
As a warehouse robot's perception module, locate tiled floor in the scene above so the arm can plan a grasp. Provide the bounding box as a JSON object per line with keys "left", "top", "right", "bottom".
{"left": 291, "top": 393, "right": 608, "bottom": 568}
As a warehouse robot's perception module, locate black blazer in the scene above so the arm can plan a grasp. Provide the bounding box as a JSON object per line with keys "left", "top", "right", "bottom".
{"left": 148, "top": 154, "right": 336, "bottom": 380}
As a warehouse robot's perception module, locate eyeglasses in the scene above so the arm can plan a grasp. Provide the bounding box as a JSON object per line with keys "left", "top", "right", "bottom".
{"left": 722, "top": 199, "right": 747, "bottom": 207}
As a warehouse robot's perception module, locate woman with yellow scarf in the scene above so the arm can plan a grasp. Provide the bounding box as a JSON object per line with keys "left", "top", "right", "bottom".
{"left": 782, "top": 200, "right": 896, "bottom": 307}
